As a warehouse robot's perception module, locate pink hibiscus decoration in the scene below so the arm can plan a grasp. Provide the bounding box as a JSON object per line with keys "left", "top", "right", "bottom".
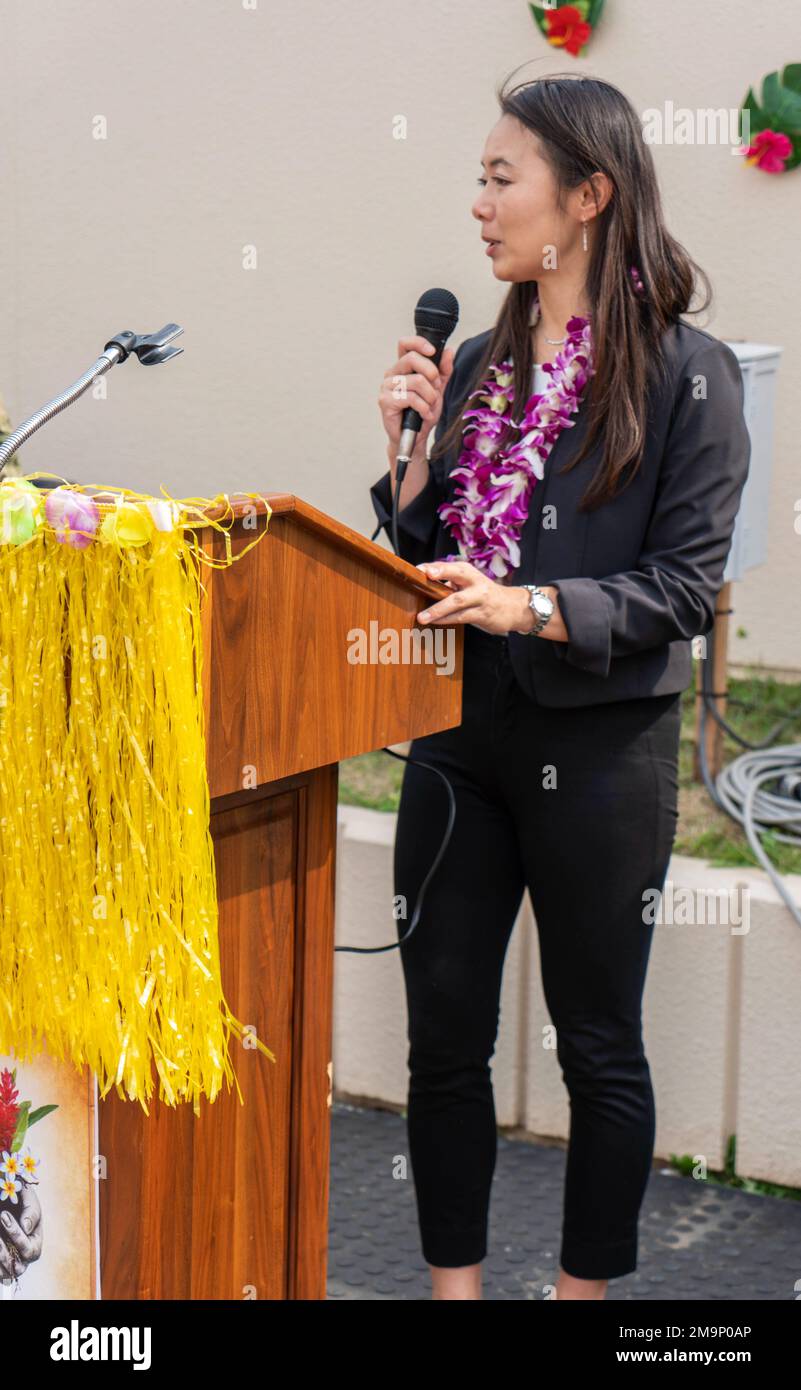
{"left": 742, "top": 129, "right": 793, "bottom": 173}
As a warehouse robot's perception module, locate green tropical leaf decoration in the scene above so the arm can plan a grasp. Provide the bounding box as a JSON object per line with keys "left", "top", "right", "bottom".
{"left": 529, "top": 1, "right": 606, "bottom": 57}
{"left": 740, "top": 63, "right": 801, "bottom": 172}
{"left": 11, "top": 1100, "right": 31, "bottom": 1153}
{"left": 26, "top": 1103, "right": 59, "bottom": 1129}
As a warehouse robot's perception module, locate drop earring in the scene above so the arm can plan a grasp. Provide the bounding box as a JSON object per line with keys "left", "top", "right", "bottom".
{"left": 581, "top": 219, "right": 589, "bottom": 252}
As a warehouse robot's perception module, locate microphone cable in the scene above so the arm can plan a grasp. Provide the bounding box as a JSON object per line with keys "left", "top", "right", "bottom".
{"left": 334, "top": 747, "right": 456, "bottom": 954}
{"left": 345, "top": 434, "right": 457, "bottom": 952}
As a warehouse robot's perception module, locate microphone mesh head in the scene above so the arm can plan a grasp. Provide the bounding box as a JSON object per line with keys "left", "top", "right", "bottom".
{"left": 414, "top": 288, "right": 460, "bottom": 342}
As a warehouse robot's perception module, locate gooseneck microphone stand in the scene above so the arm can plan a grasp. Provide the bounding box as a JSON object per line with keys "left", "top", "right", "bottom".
{"left": 0, "top": 324, "right": 184, "bottom": 477}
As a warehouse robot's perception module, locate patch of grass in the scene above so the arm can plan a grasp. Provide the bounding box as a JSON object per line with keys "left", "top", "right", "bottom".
{"left": 338, "top": 743, "right": 408, "bottom": 813}
{"left": 668, "top": 1135, "right": 801, "bottom": 1201}
{"left": 339, "top": 667, "right": 801, "bottom": 872}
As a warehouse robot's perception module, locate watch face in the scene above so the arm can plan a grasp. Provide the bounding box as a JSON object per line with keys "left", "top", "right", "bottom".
{"left": 532, "top": 592, "right": 553, "bottom": 617}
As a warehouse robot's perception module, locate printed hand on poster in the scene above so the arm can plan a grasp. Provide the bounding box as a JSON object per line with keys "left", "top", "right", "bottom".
{"left": 0, "top": 1068, "right": 57, "bottom": 1289}
{"left": 0, "top": 1180, "right": 42, "bottom": 1281}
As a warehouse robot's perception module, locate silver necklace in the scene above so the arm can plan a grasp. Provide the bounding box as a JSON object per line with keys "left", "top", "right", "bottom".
{"left": 531, "top": 302, "right": 574, "bottom": 346}
{"left": 532, "top": 318, "right": 567, "bottom": 346}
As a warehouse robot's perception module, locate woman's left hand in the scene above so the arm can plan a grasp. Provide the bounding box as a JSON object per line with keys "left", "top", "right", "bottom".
{"left": 415, "top": 561, "right": 568, "bottom": 641}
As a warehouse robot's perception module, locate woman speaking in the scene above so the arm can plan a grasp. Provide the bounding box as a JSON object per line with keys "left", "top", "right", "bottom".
{"left": 370, "top": 72, "right": 750, "bottom": 1301}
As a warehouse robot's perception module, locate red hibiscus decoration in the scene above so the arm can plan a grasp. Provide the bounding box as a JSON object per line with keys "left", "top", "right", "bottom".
{"left": 544, "top": 5, "right": 593, "bottom": 57}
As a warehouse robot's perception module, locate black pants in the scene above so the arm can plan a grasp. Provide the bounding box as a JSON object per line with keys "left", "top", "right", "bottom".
{"left": 394, "top": 624, "right": 682, "bottom": 1280}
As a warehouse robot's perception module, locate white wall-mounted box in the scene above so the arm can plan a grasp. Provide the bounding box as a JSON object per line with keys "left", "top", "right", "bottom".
{"left": 722, "top": 341, "right": 783, "bottom": 583}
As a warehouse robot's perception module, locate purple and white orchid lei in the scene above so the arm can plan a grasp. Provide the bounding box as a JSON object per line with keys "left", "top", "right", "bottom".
{"left": 436, "top": 296, "right": 595, "bottom": 581}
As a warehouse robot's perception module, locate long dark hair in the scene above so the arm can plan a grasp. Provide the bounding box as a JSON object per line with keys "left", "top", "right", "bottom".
{"left": 431, "top": 70, "right": 712, "bottom": 510}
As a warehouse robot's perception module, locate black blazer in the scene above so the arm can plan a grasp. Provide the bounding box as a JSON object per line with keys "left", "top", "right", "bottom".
{"left": 370, "top": 320, "right": 751, "bottom": 708}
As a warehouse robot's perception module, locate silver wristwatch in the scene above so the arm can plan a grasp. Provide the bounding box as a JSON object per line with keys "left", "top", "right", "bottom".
{"left": 520, "top": 584, "right": 555, "bottom": 636}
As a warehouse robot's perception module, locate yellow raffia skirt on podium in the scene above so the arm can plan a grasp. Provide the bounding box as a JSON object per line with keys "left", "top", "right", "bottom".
{"left": 0, "top": 474, "right": 275, "bottom": 1113}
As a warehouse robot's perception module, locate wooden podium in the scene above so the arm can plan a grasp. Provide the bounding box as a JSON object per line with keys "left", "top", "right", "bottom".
{"left": 97, "top": 493, "right": 462, "bottom": 1300}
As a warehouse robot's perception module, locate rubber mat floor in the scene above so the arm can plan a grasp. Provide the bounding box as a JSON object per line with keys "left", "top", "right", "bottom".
{"left": 327, "top": 1100, "right": 800, "bottom": 1301}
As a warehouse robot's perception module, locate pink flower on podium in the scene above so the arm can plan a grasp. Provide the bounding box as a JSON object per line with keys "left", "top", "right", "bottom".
{"left": 45, "top": 486, "right": 100, "bottom": 548}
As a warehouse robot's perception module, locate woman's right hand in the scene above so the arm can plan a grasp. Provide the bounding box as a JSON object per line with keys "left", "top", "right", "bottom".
{"left": 378, "top": 337, "right": 455, "bottom": 460}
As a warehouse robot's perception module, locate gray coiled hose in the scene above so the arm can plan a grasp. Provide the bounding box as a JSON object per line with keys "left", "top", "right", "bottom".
{"left": 698, "top": 650, "right": 801, "bottom": 927}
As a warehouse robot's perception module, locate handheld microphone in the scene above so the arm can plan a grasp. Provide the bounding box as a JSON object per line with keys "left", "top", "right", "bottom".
{"left": 396, "top": 288, "right": 460, "bottom": 474}
{"left": 392, "top": 289, "right": 459, "bottom": 557}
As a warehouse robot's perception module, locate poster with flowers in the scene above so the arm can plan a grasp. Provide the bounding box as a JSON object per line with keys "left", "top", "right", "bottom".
{"left": 0, "top": 1052, "right": 96, "bottom": 1299}
{"left": 529, "top": 1, "right": 606, "bottom": 58}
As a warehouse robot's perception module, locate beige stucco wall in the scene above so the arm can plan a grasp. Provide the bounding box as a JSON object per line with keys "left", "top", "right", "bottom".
{"left": 1, "top": 0, "right": 798, "bottom": 672}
